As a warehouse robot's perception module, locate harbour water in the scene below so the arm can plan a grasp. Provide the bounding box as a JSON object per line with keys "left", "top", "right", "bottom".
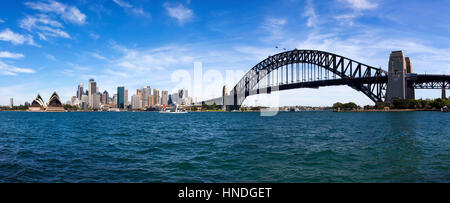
{"left": 0, "top": 111, "right": 448, "bottom": 182}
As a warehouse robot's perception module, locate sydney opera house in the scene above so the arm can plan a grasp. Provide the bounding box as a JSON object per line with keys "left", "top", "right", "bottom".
{"left": 29, "top": 92, "right": 65, "bottom": 112}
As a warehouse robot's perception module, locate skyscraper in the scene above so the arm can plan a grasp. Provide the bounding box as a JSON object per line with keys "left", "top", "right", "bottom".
{"left": 161, "top": 90, "right": 168, "bottom": 106}
{"left": 93, "top": 93, "right": 101, "bottom": 110}
{"left": 131, "top": 95, "right": 140, "bottom": 110}
{"left": 88, "top": 79, "right": 96, "bottom": 108}
{"left": 10, "top": 98, "right": 13, "bottom": 108}
{"left": 117, "top": 86, "right": 125, "bottom": 109}
{"left": 102, "top": 90, "right": 109, "bottom": 104}
{"left": 148, "top": 95, "right": 154, "bottom": 106}
{"left": 153, "top": 88, "right": 160, "bottom": 105}
{"left": 77, "top": 82, "right": 84, "bottom": 100}
{"left": 124, "top": 89, "right": 129, "bottom": 106}
{"left": 142, "top": 86, "right": 151, "bottom": 107}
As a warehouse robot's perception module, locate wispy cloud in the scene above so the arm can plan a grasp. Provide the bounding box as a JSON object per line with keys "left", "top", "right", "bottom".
{"left": 0, "top": 51, "right": 25, "bottom": 59}
{"left": 261, "top": 17, "right": 287, "bottom": 41}
{"left": 19, "top": 15, "right": 70, "bottom": 39}
{"left": 112, "top": 0, "right": 149, "bottom": 17}
{"left": 0, "top": 19, "right": 4, "bottom": 23}
{"left": 45, "top": 53, "right": 57, "bottom": 61}
{"left": 24, "top": 0, "right": 87, "bottom": 24}
{"left": 164, "top": 3, "right": 193, "bottom": 24}
{"left": 0, "top": 28, "right": 37, "bottom": 46}
{"left": 340, "top": 0, "right": 378, "bottom": 10}
{"left": 91, "top": 52, "right": 108, "bottom": 61}
{"left": 303, "top": 0, "right": 318, "bottom": 28}
{"left": 0, "top": 60, "right": 35, "bottom": 76}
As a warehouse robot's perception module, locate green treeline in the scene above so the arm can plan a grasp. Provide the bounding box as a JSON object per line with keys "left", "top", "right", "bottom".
{"left": 333, "top": 98, "right": 450, "bottom": 110}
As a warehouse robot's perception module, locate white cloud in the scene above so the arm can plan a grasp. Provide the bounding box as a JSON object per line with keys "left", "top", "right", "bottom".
{"left": 112, "top": 0, "right": 149, "bottom": 17}
{"left": 45, "top": 54, "right": 57, "bottom": 61}
{"left": 164, "top": 3, "right": 193, "bottom": 24}
{"left": 0, "top": 19, "right": 4, "bottom": 23}
{"left": 89, "top": 32, "right": 100, "bottom": 40}
{"left": 24, "top": 0, "right": 87, "bottom": 24}
{"left": 91, "top": 52, "right": 108, "bottom": 61}
{"left": 0, "top": 60, "right": 35, "bottom": 76}
{"left": 20, "top": 15, "right": 70, "bottom": 39}
{"left": 303, "top": 0, "right": 318, "bottom": 27}
{"left": 0, "top": 51, "right": 25, "bottom": 59}
{"left": 261, "top": 17, "right": 287, "bottom": 41}
{"left": 340, "top": 0, "right": 378, "bottom": 10}
{"left": 0, "top": 29, "right": 36, "bottom": 46}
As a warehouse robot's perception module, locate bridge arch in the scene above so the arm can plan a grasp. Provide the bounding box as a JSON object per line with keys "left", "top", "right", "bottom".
{"left": 227, "top": 49, "right": 388, "bottom": 109}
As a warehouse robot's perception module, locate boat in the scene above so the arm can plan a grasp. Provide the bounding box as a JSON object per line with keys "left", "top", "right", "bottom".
{"left": 159, "top": 104, "right": 188, "bottom": 114}
{"left": 442, "top": 106, "right": 448, "bottom": 112}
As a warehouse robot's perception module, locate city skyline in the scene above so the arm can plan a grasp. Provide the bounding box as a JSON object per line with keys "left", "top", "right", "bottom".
{"left": 1, "top": 0, "right": 450, "bottom": 106}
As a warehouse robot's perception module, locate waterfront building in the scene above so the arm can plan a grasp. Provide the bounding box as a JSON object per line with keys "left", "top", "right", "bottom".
{"left": 9, "top": 98, "right": 13, "bottom": 108}
{"left": 88, "top": 79, "right": 96, "bottom": 108}
{"left": 124, "top": 89, "right": 129, "bottom": 106}
{"left": 77, "top": 82, "right": 84, "bottom": 100}
{"left": 161, "top": 90, "right": 168, "bottom": 106}
{"left": 117, "top": 86, "right": 125, "bottom": 109}
{"left": 46, "top": 92, "right": 65, "bottom": 112}
{"left": 137, "top": 89, "right": 142, "bottom": 105}
{"left": 102, "top": 90, "right": 109, "bottom": 104}
{"left": 112, "top": 94, "right": 117, "bottom": 107}
{"left": 93, "top": 93, "right": 101, "bottom": 110}
{"left": 131, "top": 95, "right": 140, "bottom": 110}
{"left": 29, "top": 94, "right": 46, "bottom": 111}
{"left": 148, "top": 95, "right": 154, "bottom": 106}
{"left": 24, "top": 101, "right": 30, "bottom": 107}
{"left": 153, "top": 89, "right": 160, "bottom": 105}
{"left": 81, "top": 94, "right": 89, "bottom": 110}
{"left": 142, "top": 86, "right": 151, "bottom": 107}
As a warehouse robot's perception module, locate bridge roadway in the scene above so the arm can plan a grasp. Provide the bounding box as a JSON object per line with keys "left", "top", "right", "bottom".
{"left": 198, "top": 74, "right": 450, "bottom": 106}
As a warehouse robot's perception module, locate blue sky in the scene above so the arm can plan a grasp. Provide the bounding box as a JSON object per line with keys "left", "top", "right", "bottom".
{"left": 1, "top": 0, "right": 449, "bottom": 106}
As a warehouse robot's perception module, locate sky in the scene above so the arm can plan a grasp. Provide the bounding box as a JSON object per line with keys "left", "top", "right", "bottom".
{"left": 1, "top": 0, "right": 450, "bottom": 106}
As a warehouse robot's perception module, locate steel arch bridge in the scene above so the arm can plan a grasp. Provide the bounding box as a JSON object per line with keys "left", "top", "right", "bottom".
{"left": 199, "top": 49, "right": 450, "bottom": 110}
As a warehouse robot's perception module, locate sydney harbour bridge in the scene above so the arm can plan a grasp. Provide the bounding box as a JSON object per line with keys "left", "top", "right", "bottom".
{"left": 199, "top": 49, "right": 450, "bottom": 110}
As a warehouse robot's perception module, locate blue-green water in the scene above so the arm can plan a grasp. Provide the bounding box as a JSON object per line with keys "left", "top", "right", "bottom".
{"left": 0, "top": 111, "right": 448, "bottom": 182}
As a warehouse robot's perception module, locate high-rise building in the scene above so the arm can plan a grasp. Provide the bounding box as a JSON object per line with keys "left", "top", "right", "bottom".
{"left": 142, "top": 86, "right": 151, "bottom": 107}
{"left": 102, "top": 90, "right": 109, "bottom": 104}
{"left": 117, "top": 86, "right": 125, "bottom": 109}
{"left": 77, "top": 82, "right": 84, "bottom": 100}
{"left": 81, "top": 94, "right": 89, "bottom": 110}
{"left": 124, "top": 89, "right": 129, "bottom": 106}
{"left": 112, "top": 94, "right": 117, "bottom": 107}
{"left": 93, "top": 93, "right": 101, "bottom": 110}
{"left": 148, "top": 95, "right": 154, "bottom": 106}
{"left": 9, "top": 98, "right": 13, "bottom": 108}
{"left": 88, "top": 79, "right": 97, "bottom": 108}
{"left": 161, "top": 90, "right": 168, "bottom": 106}
{"left": 153, "top": 88, "right": 160, "bottom": 105}
{"left": 131, "top": 95, "right": 140, "bottom": 110}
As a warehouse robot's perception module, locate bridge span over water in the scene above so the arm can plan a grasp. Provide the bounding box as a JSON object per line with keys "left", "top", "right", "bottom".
{"left": 198, "top": 50, "right": 450, "bottom": 111}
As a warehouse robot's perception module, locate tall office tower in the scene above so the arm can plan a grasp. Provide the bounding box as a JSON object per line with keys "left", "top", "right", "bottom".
{"left": 88, "top": 79, "right": 96, "bottom": 107}
{"left": 386, "top": 51, "right": 407, "bottom": 104}
{"left": 102, "top": 90, "right": 109, "bottom": 104}
{"left": 131, "top": 95, "right": 140, "bottom": 110}
{"left": 148, "top": 95, "right": 154, "bottom": 106}
{"left": 170, "top": 93, "right": 178, "bottom": 104}
{"left": 77, "top": 82, "right": 84, "bottom": 100}
{"left": 153, "top": 88, "right": 160, "bottom": 105}
{"left": 117, "top": 86, "right": 125, "bottom": 109}
{"left": 93, "top": 93, "right": 101, "bottom": 110}
{"left": 81, "top": 94, "right": 89, "bottom": 110}
{"left": 10, "top": 98, "right": 13, "bottom": 108}
{"left": 178, "top": 89, "right": 188, "bottom": 104}
{"left": 405, "top": 57, "right": 415, "bottom": 100}
{"left": 124, "top": 89, "right": 129, "bottom": 106}
{"left": 142, "top": 86, "right": 151, "bottom": 107}
{"left": 136, "top": 89, "right": 142, "bottom": 105}
{"left": 161, "top": 90, "right": 168, "bottom": 106}
{"left": 112, "top": 94, "right": 117, "bottom": 107}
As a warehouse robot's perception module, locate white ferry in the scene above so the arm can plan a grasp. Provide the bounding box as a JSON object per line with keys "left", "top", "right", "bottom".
{"left": 159, "top": 104, "right": 188, "bottom": 114}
